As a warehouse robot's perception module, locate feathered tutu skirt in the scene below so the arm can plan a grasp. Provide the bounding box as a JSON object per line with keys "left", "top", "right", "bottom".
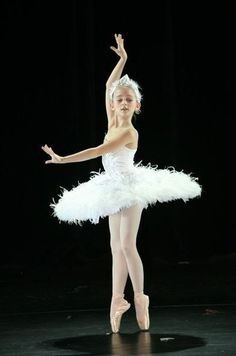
{"left": 50, "top": 163, "right": 202, "bottom": 225}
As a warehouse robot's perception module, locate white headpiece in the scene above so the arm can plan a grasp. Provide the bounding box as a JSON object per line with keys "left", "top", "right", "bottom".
{"left": 109, "top": 74, "right": 142, "bottom": 103}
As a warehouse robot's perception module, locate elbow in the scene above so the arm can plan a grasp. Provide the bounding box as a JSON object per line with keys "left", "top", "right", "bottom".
{"left": 93, "top": 147, "right": 103, "bottom": 159}
{"left": 94, "top": 144, "right": 110, "bottom": 157}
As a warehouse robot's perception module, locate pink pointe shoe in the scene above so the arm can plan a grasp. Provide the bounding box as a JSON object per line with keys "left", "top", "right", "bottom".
{"left": 110, "top": 294, "right": 131, "bottom": 333}
{"left": 134, "top": 293, "right": 150, "bottom": 331}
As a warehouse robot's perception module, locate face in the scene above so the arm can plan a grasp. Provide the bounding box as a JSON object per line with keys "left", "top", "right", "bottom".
{"left": 112, "top": 87, "right": 141, "bottom": 116}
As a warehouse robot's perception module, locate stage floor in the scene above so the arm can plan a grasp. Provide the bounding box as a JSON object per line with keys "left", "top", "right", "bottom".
{"left": 1, "top": 304, "right": 236, "bottom": 355}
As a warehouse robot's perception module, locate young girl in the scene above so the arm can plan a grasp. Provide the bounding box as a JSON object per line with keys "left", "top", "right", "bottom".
{"left": 41, "top": 34, "right": 201, "bottom": 333}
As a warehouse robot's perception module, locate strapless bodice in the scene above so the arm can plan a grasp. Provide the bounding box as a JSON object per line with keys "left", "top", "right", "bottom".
{"left": 102, "top": 146, "right": 136, "bottom": 176}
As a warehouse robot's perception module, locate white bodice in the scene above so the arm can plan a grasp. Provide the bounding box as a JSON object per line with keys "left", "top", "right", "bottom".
{"left": 102, "top": 146, "right": 136, "bottom": 176}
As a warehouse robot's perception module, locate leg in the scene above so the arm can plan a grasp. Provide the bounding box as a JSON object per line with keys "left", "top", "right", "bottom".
{"left": 109, "top": 211, "right": 129, "bottom": 296}
{"left": 109, "top": 211, "right": 130, "bottom": 333}
{"left": 120, "top": 204, "right": 150, "bottom": 331}
{"left": 120, "top": 204, "right": 144, "bottom": 294}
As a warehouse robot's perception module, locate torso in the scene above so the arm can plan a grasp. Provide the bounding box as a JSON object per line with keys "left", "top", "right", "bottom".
{"left": 104, "top": 126, "right": 138, "bottom": 150}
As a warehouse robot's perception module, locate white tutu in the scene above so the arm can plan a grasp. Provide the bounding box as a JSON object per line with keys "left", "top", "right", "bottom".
{"left": 51, "top": 146, "right": 202, "bottom": 225}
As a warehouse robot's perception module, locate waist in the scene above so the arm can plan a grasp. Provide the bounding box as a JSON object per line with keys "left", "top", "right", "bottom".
{"left": 103, "top": 163, "right": 135, "bottom": 178}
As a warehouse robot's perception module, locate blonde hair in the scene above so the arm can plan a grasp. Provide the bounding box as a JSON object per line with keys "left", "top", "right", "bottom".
{"left": 109, "top": 74, "right": 142, "bottom": 103}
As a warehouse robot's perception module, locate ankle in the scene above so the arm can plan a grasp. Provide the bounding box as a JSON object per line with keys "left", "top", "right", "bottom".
{"left": 111, "top": 293, "right": 124, "bottom": 301}
{"left": 134, "top": 291, "right": 144, "bottom": 298}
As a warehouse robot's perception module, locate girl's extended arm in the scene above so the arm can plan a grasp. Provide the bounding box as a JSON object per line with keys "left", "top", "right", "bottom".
{"left": 41, "top": 129, "right": 135, "bottom": 164}
{"left": 106, "top": 34, "right": 127, "bottom": 122}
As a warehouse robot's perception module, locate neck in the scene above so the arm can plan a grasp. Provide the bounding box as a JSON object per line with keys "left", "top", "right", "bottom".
{"left": 116, "top": 115, "right": 133, "bottom": 128}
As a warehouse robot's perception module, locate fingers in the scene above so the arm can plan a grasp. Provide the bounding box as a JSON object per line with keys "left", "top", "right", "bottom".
{"left": 41, "top": 144, "right": 54, "bottom": 157}
{"left": 41, "top": 145, "right": 49, "bottom": 154}
{"left": 111, "top": 34, "right": 125, "bottom": 55}
{"left": 41, "top": 144, "right": 54, "bottom": 164}
{"left": 110, "top": 46, "right": 119, "bottom": 54}
{"left": 114, "top": 33, "right": 123, "bottom": 44}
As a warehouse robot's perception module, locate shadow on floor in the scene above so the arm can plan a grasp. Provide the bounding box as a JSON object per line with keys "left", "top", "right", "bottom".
{"left": 43, "top": 332, "right": 206, "bottom": 355}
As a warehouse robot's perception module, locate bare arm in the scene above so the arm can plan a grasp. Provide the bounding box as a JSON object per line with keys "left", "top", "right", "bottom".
{"left": 41, "top": 130, "right": 134, "bottom": 164}
{"left": 106, "top": 34, "right": 127, "bottom": 123}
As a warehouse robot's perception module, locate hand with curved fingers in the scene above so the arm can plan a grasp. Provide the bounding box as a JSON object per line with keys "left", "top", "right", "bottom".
{"left": 110, "top": 33, "right": 127, "bottom": 61}
{"left": 41, "top": 144, "right": 63, "bottom": 164}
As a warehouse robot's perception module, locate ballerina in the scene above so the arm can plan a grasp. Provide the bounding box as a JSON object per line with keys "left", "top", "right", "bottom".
{"left": 42, "top": 33, "right": 201, "bottom": 333}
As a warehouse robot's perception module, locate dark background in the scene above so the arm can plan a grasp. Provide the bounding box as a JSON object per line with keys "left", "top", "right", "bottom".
{"left": 1, "top": 0, "right": 235, "bottom": 311}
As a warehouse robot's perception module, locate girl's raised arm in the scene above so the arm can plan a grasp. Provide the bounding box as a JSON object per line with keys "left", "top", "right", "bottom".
{"left": 105, "top": 34, "right": 127, "bottom": 125}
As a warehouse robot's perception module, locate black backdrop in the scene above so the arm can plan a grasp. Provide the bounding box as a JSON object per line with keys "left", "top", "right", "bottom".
{"left": 1, "top": 1, "right": 235, "bottom": 271}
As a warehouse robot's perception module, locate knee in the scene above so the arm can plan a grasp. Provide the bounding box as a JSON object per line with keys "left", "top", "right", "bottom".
{"left": 121, "top": 241, "right": 136, "bottom": 256}
{"left": 110, "top": 242, "right": 122, "bottom": 255}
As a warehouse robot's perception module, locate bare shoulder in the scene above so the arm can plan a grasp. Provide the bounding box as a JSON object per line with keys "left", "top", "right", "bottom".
{"left": 128, "top": 127, "right": 139, "bottom": 141}
{"left": 133, "top": 128, "right": 139, "bottom": 139}
{"left": 125, "top": 127, "right": 138, "bottom": 149}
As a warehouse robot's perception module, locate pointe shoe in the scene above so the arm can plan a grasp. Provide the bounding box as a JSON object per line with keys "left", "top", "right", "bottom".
{"left": 134, "top": 293, "right": 150, "bottom": 331}
{"left": 110, "top": 295, "right": 131, "bottom": 333}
